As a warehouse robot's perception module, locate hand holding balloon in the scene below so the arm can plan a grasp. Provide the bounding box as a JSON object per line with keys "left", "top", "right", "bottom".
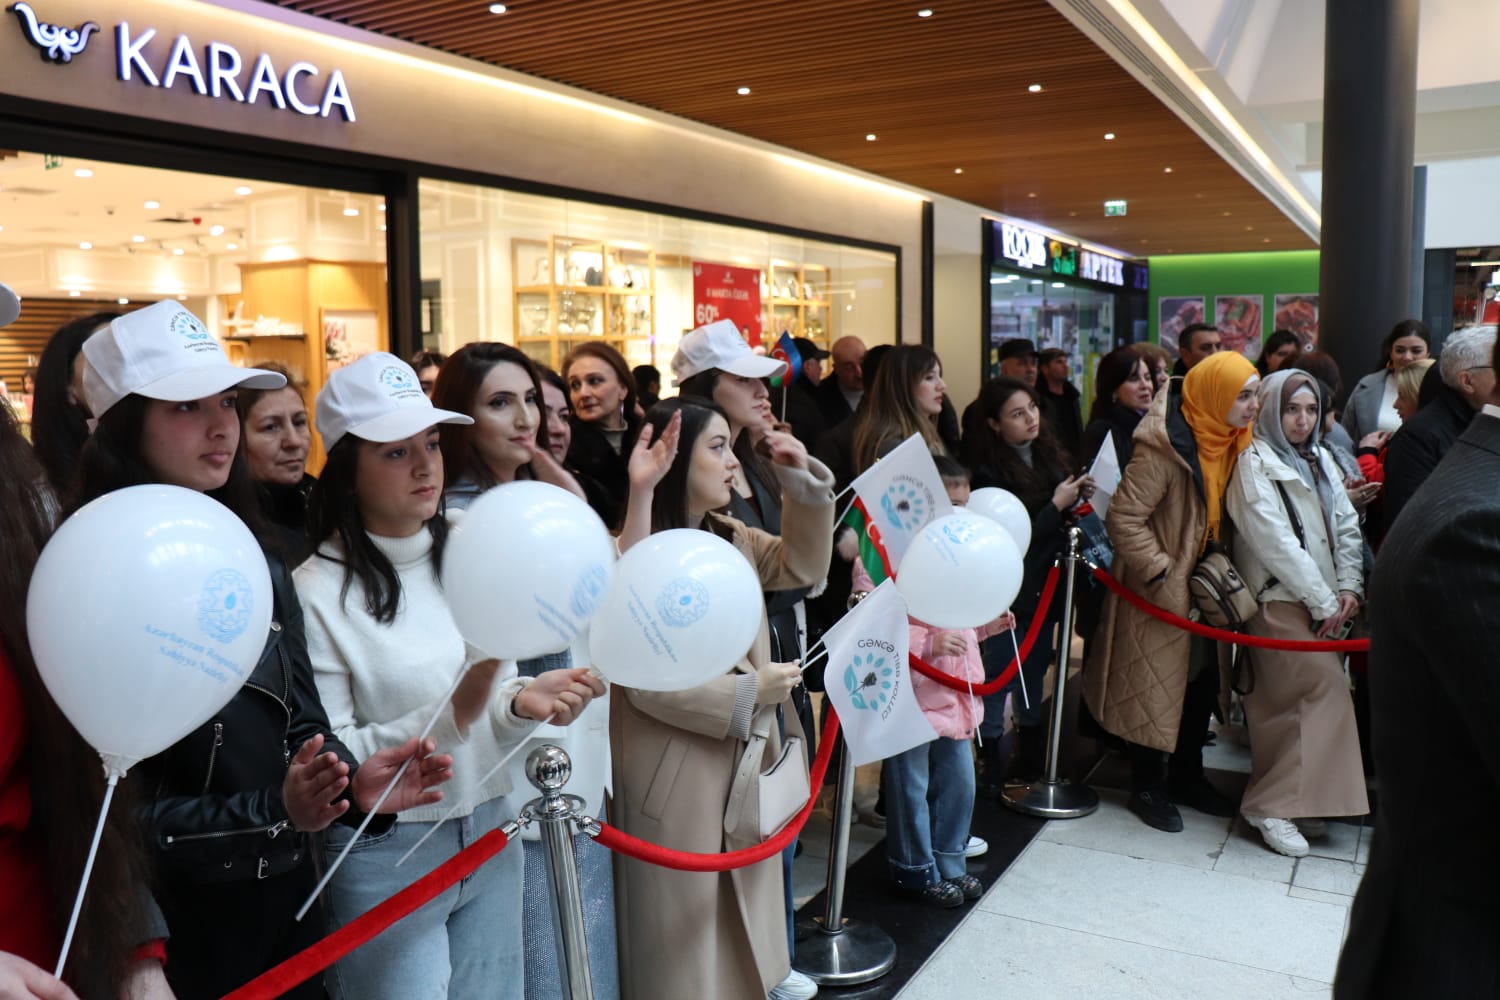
{"left": 512, "top": 667, "right": 605, "bottom": 724}
{"left": 351, "top": 736, "right": 453, "bottom": 814}
{"left": 755, "top": 661, "right": 802, "bottom": 705}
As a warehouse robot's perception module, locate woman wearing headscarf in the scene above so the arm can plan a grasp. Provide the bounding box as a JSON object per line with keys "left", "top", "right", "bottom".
{"left": 1226, "top": 371, "right": 1367, "bottom": 858}
{"left": 1083, "top": 352, "right": 1260, "bottom": 834}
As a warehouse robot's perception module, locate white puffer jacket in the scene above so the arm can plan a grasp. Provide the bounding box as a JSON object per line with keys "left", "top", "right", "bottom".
{"left": 1226, "top": 441, "right": 1364, "bottom": 621}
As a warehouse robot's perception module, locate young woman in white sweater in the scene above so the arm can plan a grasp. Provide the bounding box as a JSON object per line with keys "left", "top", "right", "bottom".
{"left": 295, "top": 353, "right": 604, "bottom": 1000}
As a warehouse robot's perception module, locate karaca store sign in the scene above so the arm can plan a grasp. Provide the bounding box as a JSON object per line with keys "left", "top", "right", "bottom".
{"left": 7, "top": 2, "right": 356, "bottom": 121}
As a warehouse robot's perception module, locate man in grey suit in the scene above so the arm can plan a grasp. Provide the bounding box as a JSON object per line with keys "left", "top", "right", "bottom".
{"left": 1335, "top": 335, "right": 1500, "bottom": 998}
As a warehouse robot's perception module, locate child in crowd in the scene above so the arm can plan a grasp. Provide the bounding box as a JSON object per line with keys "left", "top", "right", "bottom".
{"left": 851, "top": 457, "right": 1013, "bottom": 907}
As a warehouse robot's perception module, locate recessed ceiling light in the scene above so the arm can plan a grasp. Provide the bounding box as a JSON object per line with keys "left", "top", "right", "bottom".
{"left": 235, "top": 186, "right": 253, "bottom": 196}
{"left": 1263, "top": 237, "right": 1272, "bottom": 243}
{"left": 343, "top": 207, "right": 360, "bottom": 217}
{"left": 226, "top": 243, "right": 239, "bottom": 250}
{"left": 1222, "top": 210, "right": 1232, "bottom": 216}
{"left": 737, "top": 86, "right": 751, "bottom": 95}
{"left": 954, "top": 167, "right": 963, "bottom": 174}
{"left": 210, "top": 225, "right": 225, "bottom": 236}
{"left": 0, "top": 225, "right": 5, "bottom": 233}
{"left": 78, "top": 241, "right": 92, "bottom": 250}
{"left": 1027, "top": 84, "right": 1043, "bottom": 93}
{"left": 488, "top": 2, "right": 507, "bottom": 11}
{"left": 378, "top": 223, "right": 387, "bottom": 232}
{"left": 1163, "top": 166, "right": 1173, "bottom": 173}
{"left": 117, "top": 297, "right": 129, "bottom": 305}
{"left": 1027, "top": 192, "right": 1037, "bottom": 198}
{"left": 74, "top": 168, "right": 93, "bottom": 178}
{"left": 377, "top": 203, "right": 386, "bottom": 212}
{"left": 1245, "top": 226, "right": 1254, "bottom": 231}
{"left": 917, "top": 8, "right": 933, "bottom": 16}
{"left": 144, "top": 200, "right": 160, "bottom": 210}
{"left": 132, "top": 234, "right": 145, "bottom": 243}
{"left": 172, "top": 247, "right": 184, "bottom": 256}
{"left": 865, "top": 133, "right": 877, "bottom": 141}
{"left": 68, "top": 290, "right": 80, "bottom": 297}
{"left": 1104, "top": 132, "right": 1116, "bottom": 140}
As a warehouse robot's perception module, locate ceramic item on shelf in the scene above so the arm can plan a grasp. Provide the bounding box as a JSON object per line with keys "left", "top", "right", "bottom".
{"left": 585, "top": 266, "right": 603, "bottom": 286}
{"left": 524, "top": 303, "right": 549, "bottom": 337}
{"left": 531, "top": 256, "right": 551, "bottom": 285}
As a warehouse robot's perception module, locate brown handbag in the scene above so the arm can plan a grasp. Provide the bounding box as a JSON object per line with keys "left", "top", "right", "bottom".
{"left": 1187, "top": 547, "right": 1258, "bottom": 630}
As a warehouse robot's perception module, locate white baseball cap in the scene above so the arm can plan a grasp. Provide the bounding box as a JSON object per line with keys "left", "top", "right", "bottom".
{"left": 81, "top": 300, "right": 285, "bottom": 417}
{"left": 671, "top": 319, "right": 787, "bottom": 387}
{"left": 315, "top": 351, "right": 472, "bottom": 450}
{"left": 0, "top": 282, "right": 19, "bottom": 328}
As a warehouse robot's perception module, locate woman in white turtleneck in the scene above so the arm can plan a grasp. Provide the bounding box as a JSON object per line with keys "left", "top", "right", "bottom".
{"left": 294, "top": 353, "right": 603, "bottom": 1000}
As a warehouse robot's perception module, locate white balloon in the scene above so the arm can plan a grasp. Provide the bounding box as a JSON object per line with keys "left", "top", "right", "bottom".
{"left": 26, "top": 486, "right": 272, "bottom": 777}
{"left": 966, "top": 487, "right": 1032, "bottom": 552}
{"left": 895, "top": 511, "right": 1024, "bottom": 629}
{"left": 443, "top": 481, "right": 615, "bottom": 660}
{"left": 589, "top": 529, "right": 762, "bottom": 691}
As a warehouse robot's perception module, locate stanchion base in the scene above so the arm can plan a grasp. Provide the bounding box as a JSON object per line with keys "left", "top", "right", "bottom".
{"left": 793, "top": 918, "right": 897, "bottom": 987}
{"left": 1002, "top": 778, "right": 1100, "bottom": 819}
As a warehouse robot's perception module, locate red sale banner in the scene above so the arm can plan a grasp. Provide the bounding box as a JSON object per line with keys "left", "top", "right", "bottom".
{"left": 692, "top": 261, "right": 763, "bottom": 347}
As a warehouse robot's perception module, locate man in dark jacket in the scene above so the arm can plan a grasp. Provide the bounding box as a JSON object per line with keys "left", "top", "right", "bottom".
{"left": 1171, "top": 323, "right": 1221, "bottom": 376}
{"left": 1038, "top": 347, "right": 1084, "bottom": 459}
{"left": 769, "top": 337, "right": 829, "bottom": 450}
{"left": 1335, "top": 337, "right": 1500, "bottom": 998}
{"left": 1381, "top": 326, "right": 1495, "bottom": 531}
{"left": 814, "top": 334, "right": 866, "bottom": 431}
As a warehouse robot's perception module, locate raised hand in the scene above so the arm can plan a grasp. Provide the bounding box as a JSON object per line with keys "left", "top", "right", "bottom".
{"left": 627, "top": 411, "right": 681, "bottom": 494}
{"left": 351, "top": 736, "right": 455, "bottom": 813}
{"left": 755, "top": 428, "right": 809, "bottom": 470}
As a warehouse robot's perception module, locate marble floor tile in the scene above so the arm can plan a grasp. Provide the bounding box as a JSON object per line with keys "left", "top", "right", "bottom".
{"left": 1289, "top": 885, "right": 1354, "bottom": 908}
{"left": 1215, "top": 824, "right": 1298, "bottom": 883}
{"left": 1355, "top": 827, "right": 1372, "bottom": 865}
{"left": 1304, "top": 820, "right": 1361, "bottom": 862}
{"left": 1038, "top": 788, "right": 1232, "bottom": 871}
{"left": 897, "top": 910, "right": 1333, "bottom": 999}
{"left": 979, "top": 840, "right": 1349, "bottom": 982}
{"left": 1292, "top": 857, "right": 1367, "bottom": 897}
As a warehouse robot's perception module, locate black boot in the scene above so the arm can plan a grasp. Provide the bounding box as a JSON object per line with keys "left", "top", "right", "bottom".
{"left": 1009, "top": 724, "right": 1047, "bottom": 784}
{"left": 1127, "top": 742, "right": 1183, "bottom": 833}
{"left": 978, "top": 738, "right": 1006, "bottom": 798}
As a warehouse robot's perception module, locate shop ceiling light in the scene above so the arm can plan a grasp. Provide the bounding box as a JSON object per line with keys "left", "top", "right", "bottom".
{"left": 865, "top": 133, "right": 877, "bottom": 141}
{"left": 917, "top": 8, "right": 933, "bottom": 16}
{"left": 954, "top": 167, "right": 963, "bottom": 174}
{"left": 1028, "top": 84, "right": 1043, "bottom": 93}
{"left": 1104, "top": 132, "right": 1116, "bottom": 140}
{"left": 132, "top": 234, "right": 145, "bottom": 243}
{"left": 68, "top": 290, "right": 80, "bottom": 297}
{"left": 377, "top": 203, "right": 386, "bottom": 211}
{"left": 74, "top": 168, "right": 93, "bottom": 178}
{"left": 235, "top": 186, "right": 253, "bottom": 196}
{"left": 737, "top": 86, "right": 751, "bottom": 95}
{"left": 1051, "top": 281, "right": 1065, "bottom": 288}
{"left": 172, "top": 247, "right": 184, "bottom": 256}
{"left": 210, "top": 225, "right": 225, "bottom": 236}
{"left": 344, "top": 206, "right": 360, "bottom": 217}
{"left": 117, "top": 298, "right": 129, "bottom": 305}
{"left": 226, "top": 243, "right": 239, "bottom": 250}
{"left": 78, "top": 241, "right": 92, "bottom": 250}
{"left": 144, "top": 200, "right": 160, "bottom": 210}
{"left": 488, "top": 3, "right": 507, "bottom": 12}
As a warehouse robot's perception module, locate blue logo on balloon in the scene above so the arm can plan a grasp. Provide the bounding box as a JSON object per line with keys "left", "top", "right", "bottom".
{"left": 570, "top": 563, "right": 608, "bottom": 620}
{"left": 880, "top": 479, "right": 928, "bottom": 533}
{"left": 656, "top": 577, "right": 710, "bottom": 627}
{"left": 198, "top": 569, "right": 253, "bottom": 644}
{"left": 170, "top": 310, "right": 210, "bottom": 342}
{"left": 941, "top": 519, "right": 978, "bottom": 546}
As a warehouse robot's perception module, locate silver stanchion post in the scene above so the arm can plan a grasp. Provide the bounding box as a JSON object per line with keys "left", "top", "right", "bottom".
{"left": 525, "top": 745, "right": 595, "bottom": 1000}
{"left": 793, "top": 731, "right": 896, "bottom": 986}
{"left": 1003, "top": 526, "right": 1100, "bottom": 819}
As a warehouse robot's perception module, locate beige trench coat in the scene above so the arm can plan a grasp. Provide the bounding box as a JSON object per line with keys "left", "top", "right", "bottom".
{"left": 1084, "top": 386, "right": 1210, "bottom": 753}
{"left": 611, "top": 462, "right": 833, "bottom": 1000}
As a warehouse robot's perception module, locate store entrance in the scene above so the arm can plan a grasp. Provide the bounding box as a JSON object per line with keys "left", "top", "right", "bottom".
{"left": 0, "top": 148, "right": 389, "bottom": 431}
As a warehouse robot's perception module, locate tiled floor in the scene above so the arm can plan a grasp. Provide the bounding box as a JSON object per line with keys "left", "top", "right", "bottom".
{"left": 893, "top": 733, "right": 1369, "bottom": 999}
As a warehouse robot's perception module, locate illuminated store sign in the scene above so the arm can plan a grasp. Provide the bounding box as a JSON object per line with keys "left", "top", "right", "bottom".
{"left": 7, "top": 4, "right": 356, "bottom": 122}
{"left": 1048, "top": 239, "right": 1078, "bottom": 277}
{"left": 1079, "top": 250, "right": 1124, "bottom": 286}
{"left": 1000, "top": 222, "right": 1047, "bottom": 269}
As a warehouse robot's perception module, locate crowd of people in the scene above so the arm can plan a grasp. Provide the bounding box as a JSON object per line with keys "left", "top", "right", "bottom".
{"left": 1, "top": 290, "right": 1494, "bottom": 999}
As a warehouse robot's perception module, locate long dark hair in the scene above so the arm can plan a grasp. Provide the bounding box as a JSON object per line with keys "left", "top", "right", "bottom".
{"left": 1090, "top": 346, "right": 1150, "bottom": 422}
{"left": 675, "top": 367, "right": 778, "bottom": 497}
{"left": 851, "top": 344, "right": 945, "bottom": 474}
{"left": 31, "top": 312, "right": 118, "bottom": 495}
{"left": 639, "top": 398, "right": 737, "bottom": 539}
{"left": 305, "top": 435, "right": 450, "bottom": 624}
{"left": 963, "top": 377, "right": 1072, "bottom": 512}
{"left": 0, "top": 403, "right": 151, "bottom": 997}
{"left": 1373, "top": 319, "right": 1430, "bottom": 372}
{"left": 1256, "top": 329, "right": 1301, "bottom": 377}
{"left": 432, "top": 342, "right": 550, "bottom": 492}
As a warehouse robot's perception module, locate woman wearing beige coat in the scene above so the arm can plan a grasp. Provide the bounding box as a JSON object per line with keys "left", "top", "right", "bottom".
{"left": 1084, "top": 352, "right": 1260, "bottom": 834}
{"left": 1227, "top": 370, "right": 1368, "bottom": 858}
{"left": 611, "top": 398, "right": 833, "bottom": 1000}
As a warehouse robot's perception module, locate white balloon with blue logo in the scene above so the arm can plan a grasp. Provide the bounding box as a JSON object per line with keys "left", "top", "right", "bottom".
{"left": 442, "top": 480, "right": 615, "bottom": 659}
{"left": 27, "top": 484, "right": 272, "bottom": 780}
{"left": 895, "top": 510, "right": 1024, "bottom": 629}
{"left": 588, "top": 529, "right": 762, "bottom": 690}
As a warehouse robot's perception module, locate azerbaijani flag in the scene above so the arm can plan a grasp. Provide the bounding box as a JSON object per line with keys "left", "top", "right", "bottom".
{"left": 843, "top": 499, "right": 895, "bottom": 585}
{"left": 768, "top": 330, "right": 801, "bottom": 388}
{"left": 841, "top": 433, "right": 951, "bottom": 586}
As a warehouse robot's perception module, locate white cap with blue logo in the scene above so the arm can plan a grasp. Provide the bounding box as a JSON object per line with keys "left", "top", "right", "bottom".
{"left": 80, "top": 299, "right": 285, "bottom": 417}
{"left": 315, "top": 351, "right": 472, "bottom": 450}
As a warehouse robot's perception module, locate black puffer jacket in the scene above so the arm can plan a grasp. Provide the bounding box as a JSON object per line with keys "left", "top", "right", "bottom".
{"left": 139, "top": 550, "right": 380, "bottom": 884}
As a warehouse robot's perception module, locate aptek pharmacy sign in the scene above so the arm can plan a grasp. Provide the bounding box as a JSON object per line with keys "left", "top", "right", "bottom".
{"left": 7, "top": 1, "right": 356, "bottom": 121}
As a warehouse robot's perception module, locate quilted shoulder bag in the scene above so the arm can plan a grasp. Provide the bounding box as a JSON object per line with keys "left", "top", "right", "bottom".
{"left": 1187, "top": 544, "right": 1257, "bottom": 630}
{"left": 724, "top": 705, "right": 809, "bottom": 843}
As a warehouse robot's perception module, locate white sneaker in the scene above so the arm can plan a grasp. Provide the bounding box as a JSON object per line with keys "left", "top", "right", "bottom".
{"left": 1295, "top": 818, "right": 1328, "bottom": 839}
{"left": 1245, "top": 814, "right": 1309, "bottom": 857}
{"left": 769, "top": 969, "right": 818, "bottom": 1000}
{"left": 964, "top": 835, "right": 989, "bottom": 858}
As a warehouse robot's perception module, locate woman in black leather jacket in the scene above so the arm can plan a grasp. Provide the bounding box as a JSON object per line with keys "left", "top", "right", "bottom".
{"left": 65, "top": 301, "right": 453, "bottom": 999}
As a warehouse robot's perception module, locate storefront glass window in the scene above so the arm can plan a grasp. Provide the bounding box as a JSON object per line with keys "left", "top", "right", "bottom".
{"left": 418, "top": 180, "right": 898, "bottom": 375}
{"left": 988, "top": 273, "right": 1114, "bottom": 410}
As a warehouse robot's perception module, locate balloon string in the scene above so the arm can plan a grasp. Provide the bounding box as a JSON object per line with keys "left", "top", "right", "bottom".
{"left": 394, "top": 712, "right": 558, "bottom": 868}
{"left": 56, "top": 770, "right": 117, "bottom": 977}
{"left": 1010, "top": 626, "right": 1031, "bottom": 711}
{"left": 295, "top": 659, "right": 487, "bottom": 923}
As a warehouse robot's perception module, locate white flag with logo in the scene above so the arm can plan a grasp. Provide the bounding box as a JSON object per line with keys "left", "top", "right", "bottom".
{"left": 847, "top": 433, "right": 951, "bottom": 571}
{"left": 821, "top": 579, "right": 937, "bottom": 766}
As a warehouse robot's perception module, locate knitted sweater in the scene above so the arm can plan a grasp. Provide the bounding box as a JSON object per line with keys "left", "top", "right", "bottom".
{"left": 295, "top": 527, "right": 533, "bottom": 822}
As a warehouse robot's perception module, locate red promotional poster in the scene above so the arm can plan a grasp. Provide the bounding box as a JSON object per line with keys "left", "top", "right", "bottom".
{"left": 692, "top": 261, "right": 763, "bottom": 347}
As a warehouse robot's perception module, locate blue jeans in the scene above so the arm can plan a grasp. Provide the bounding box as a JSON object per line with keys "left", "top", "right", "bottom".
{"left": 323, "top": 796, "right": 524, "bottom": 1000}
{"left": 883, "top": 736, "right": 974, "bottom": 888}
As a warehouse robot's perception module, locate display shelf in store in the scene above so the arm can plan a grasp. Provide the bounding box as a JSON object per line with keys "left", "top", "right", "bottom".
{"left": 512, "top": 236, "right": 656, "bottom": 370}
{"left": 765, "top": 260, "right": 830, "bottom": 347}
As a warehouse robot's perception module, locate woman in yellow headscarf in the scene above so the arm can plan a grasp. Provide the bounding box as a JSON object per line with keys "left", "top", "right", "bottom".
{"left": 1083, "top": 350, "right": 1259, "bottom": 834}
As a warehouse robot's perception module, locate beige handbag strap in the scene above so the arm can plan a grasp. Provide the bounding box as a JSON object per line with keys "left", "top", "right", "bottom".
{"left": 723, "top": 703, "right": 807, "bottom": 835}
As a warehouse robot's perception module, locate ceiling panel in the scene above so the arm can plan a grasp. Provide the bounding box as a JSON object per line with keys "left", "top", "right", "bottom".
{"left": 267, "top": 0, "right": 1314, "bottom": 255}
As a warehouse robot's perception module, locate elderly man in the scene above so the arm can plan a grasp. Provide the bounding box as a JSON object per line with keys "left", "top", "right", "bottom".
{"left": 997, "top": 338, "right": 1038, "bottom": 385}
{"left": 1382, "top": 324, "right": 1497, "bottom": 529}
{"left": 1172, "top": 323, "right": 1221, "bottom": 375}
{"left": 816, "top": 334, "right": 866, "bottom": 430}
{"left": 1336, "top": 333, "right": 1500, "bottom": 998}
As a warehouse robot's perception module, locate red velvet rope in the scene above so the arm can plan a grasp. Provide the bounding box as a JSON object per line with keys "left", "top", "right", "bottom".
{"left": 222, "top": 828, "right": 512, "bottom": 1000}
{"left": 907, "top": 564, "right": 1062, "bottom": 694}
{"left": 589, "top": 713, "right": 841, "bottom": 872}
{"left": 1091, "top": 566, "right": 1370, "bottom": 652}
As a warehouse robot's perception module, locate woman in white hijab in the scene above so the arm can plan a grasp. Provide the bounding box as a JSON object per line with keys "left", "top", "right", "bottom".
{"left": 1226, "top": 370, "right": 1369, "bottom": 858}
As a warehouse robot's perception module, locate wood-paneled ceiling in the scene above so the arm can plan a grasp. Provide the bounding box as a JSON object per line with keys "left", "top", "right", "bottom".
{"left": 268, "top": 0, "right": 1315, "bottom": 255}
